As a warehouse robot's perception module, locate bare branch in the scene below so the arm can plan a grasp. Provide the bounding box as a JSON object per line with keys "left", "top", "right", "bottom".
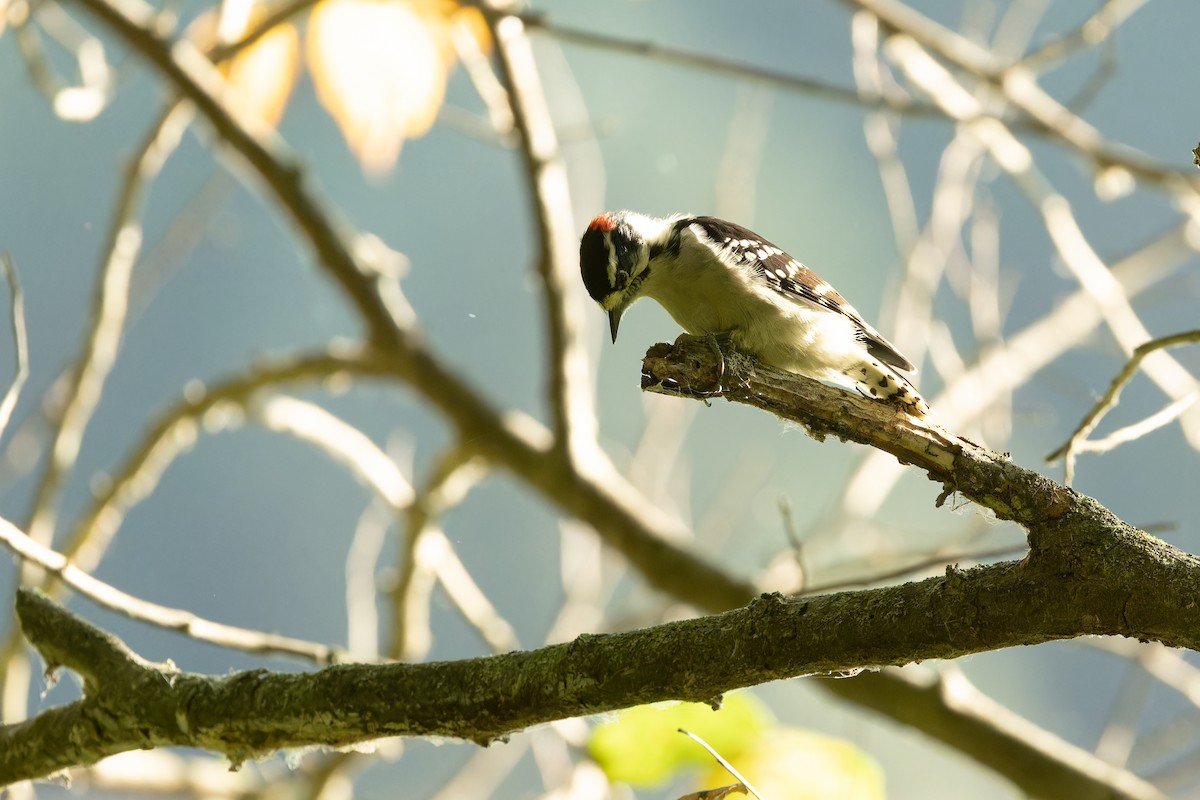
{"left": 1075, "top": 393, "right": 1200, "bottom": 455}
{"left": 0, "top": 254, "right": 29, "bottom": 445}
{"left": 871, "top": 22, "right": 1200, "bottom": 450}
{"left": 849, "top": 0, "right": 1200, "bottom": 191}
{"left": 800, "top": 543, "right": 1024, "bottom": 595}
{"left": 22, "top": 101, "right": 192, "bottom": 561}
{"left": 1017, "top": 0, "right": 1148, "bottom": 74}
{"left": 6, "top": 527, "right": 1183, "bottom": 800}
{"left": 820, "top": 667, "right": 1163, "bottom": 800}
{"left": 61, "top": 349, "right": 383, "bottom": 577}
{"left": 390, "top": 447, "right": 488, "bottom": 661}
{"left": 641, "top": 335, "right": 1141, "bottom": 540}
{"left": 485, "top": 7, "right": 596, "bottom": 461}
{"left": 0, "top": 517, "right": 339, "bottom": 664}
{"left": 1047, "top": 329, "right": 1200, "bottom": 480}
{"left": 522, "top": 12, "right": 942, "bottom": 119}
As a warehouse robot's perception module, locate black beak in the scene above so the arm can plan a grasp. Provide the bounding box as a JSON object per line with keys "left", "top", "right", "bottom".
{"left": 608, "top": 307, "right": 624, "bottom": 343}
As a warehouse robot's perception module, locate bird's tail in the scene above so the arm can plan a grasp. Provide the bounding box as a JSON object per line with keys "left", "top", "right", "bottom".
{"left": 854, "top": 360, "right": 931, "bottom": 417}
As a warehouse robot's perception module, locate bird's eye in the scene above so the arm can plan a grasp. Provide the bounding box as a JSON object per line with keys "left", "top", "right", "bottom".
{"left": 615, "top": 270, "right": 629, "bottom": 288}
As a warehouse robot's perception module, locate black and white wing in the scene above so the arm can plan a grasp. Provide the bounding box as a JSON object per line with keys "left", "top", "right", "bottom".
{"left": 689, "top": 216, "right": 915, "bottom": 373}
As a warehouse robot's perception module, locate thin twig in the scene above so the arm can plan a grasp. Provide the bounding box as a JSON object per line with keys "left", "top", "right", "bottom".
{"left": 61, "top": 349, "right": 388, "bottom": 576}
{"left": 345, "top": 500, "right": 393, "bottom": 660}
{"left": 849, "top": 0, "right": 1200, "bottom": 191}
{"left": 11, "top": 0, "right": 112, "bottom": 120}
{"left": 250, "top": 394, "right": 414, "bottom": 508}
{"left": 21, "top": 100, "right": 191, "bottom": 560}
{"left": 1017, "top": 0, "right": 1147, "bottom": 73}
{"left": 878, "top": 29, "right": 1200, "bottom": 450}
{"left": 1046, "top": 330, "right": 1200, "bottom": 481}
{"left": 0, "top": 255, "right": 30, "bottom": 445}
{"left": 485, "top": 7, "right": 595, "bottom": 462}
{"left": 389, "top": 446, "right": 487, "bottom": 661}
{"left": 1078, "top": 393, "right": 1200, "bottom": 454}
{"left": 679, "top": 728, "right": 764, "bottom": 800}
{"left": 800, "top": 543, "right": 1024, "bottom": 595}
{"left": 523, "top": 12, "right": 942, "bottom": 119}
{"left": 0, "top": 517, "right": 340, "bottom": 663}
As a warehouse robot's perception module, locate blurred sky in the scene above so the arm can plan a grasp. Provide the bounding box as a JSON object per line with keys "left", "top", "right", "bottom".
{"left": 2, "top": 1, "right": 1199, "bottom": 797}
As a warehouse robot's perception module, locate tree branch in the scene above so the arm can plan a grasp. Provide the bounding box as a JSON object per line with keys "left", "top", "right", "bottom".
{"left": 1047, "top": 329, "right": 1200, "bottom": 482}
{"left": 5, "top": 490, "right": 1181, "bottom": 798}
{"left": 846, "top": 0, "right": 1199, "bottom": 191}
{"left": 485, "top": 6, "right": 596, "bottom": 460}
{"left": 641, "top": 336, "right": 1200, "bottom": 648}
{"left": 0, "top": 517, "right": 340, "bottom": 664}
{"left": 521, "top": 11, "right": 943, "bottom": 119}
{"left": 822, "top": 669, "right": 1163, "bottom": 800}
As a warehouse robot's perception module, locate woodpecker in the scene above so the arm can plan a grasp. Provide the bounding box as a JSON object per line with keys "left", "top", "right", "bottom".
{"left": 579, "top": 210, "right": 929, "bottom": 415}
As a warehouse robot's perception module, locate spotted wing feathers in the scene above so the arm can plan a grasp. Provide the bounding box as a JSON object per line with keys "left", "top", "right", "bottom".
{"left": 688, "top": 217, "right": 914, "bottom": 373}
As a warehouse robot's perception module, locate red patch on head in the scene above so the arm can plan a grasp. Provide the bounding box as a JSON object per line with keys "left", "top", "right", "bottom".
{"left": 587, "top": 213, "right": 617, "bottom": 232}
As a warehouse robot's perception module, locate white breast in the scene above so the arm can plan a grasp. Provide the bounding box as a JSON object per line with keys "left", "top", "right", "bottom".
{"left": 639, "top": 224, "right": 870, "bottom": 383}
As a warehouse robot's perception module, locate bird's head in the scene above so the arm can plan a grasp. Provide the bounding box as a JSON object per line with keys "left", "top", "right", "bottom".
{"left": 579, "top": 210, "right": 669, "bottom": 342}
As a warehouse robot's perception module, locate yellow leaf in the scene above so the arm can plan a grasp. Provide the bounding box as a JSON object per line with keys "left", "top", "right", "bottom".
{"left": 703, "top": 729, "right": 885, "bottom": 800}
{"left": 449, "top": 4, "right": 492, "bottom": 56}
{"left": 589, "top": 695, "right": 770, "bottom": 788}
{"left": 307, "top": 0, "right": 456, "bottom": 173}
{"left": 224, "top": 20, "right": 300, "bottom": 128}
{"left": 187, "top": 2, "right": 301, "bottom": 131}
